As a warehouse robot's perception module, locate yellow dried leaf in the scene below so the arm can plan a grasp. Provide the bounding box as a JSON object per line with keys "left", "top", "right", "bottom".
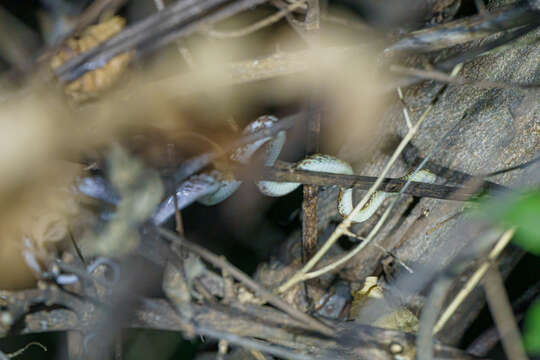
{"left": 51, "top": 16, "right": 133, "bottom": 102}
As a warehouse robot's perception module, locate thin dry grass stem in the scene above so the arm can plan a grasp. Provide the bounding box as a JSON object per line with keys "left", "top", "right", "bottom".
{"left": 433, "top": 227, "right": 516, "bottom": 334}
{"left": 483, "top": 267, "right": 528, "bottom": 360}
{"left": 277, "top": 64, "right": 463, "bottom": 294}
{"left": 397, "top": 87, "right": 412, "bottom": 129}
{"left": 5, "top": 341, "right": 47, "bottom": 358}
{"left": 205, "top": 0, "right": 307, "bottom": 39}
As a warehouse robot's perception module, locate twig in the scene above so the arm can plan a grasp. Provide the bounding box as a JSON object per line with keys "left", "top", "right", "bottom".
{"left": 302, "top": 182, "right": 319, "bottom": 262}
{"left": 385, "top": 4, "right": 540, "bottom": 54}
{"left": 484, "top": 155, "right": 540, "bottom": 177}
{"left": 401, "top": 142, "right": 508, "bottom": 193}
{"left": 416, "top": 226, "right": 510, "bottom": 360}
{"left": 55, "top": 0, "right": 269, "bottom": 83}
{"left": 157, "top": 228, "right": 335, "bottom": 337}
{"left": 38, "top": 0, "right": 128, "bottom": 61}
{"left": 435, "top": 23, "right": 540, "bottom": 72}
{"left": 483, "top": 267, "right": 528, "bottom": 360}
{"left": 467, "top": 280, "right": 540, "bottom": 356}
{"left": 391, "top": 65, "right": 540, "bottom": 90}
{"left": 148, "top": 46, "right": 361, "bottom": 97}
{"left": 205, "top": 0, "right": 307, "bottom": 39}
{"left": 149, "top": 24, "right": 539, "bottom": 96}
{"left": 397, "top": 87, "right": 412, "bottom": 129}
{"left": 277, "top": 64, "right": 463, "bottom": 294}
{"left": 417, "top": 276, "right": 454, "bottom": 360}
{"left": 257, "top": 167, "right": 504, "bottom": 201}
{"left": 196, "top": 326, "right": 314, "bottom": 360}
{"left": 0, "top": 289, "right": 476, "bottom": 359}
{"left": 4, "top": 342, "right": 47, "bottom": 359}
{"left": 433, "top": 227, "right": 516, "bottom": 333}
{"left": 389, "top": 23, "right": 540, "bottom": 91}
{"left": 301, "top": 0, "right": 321, "bottom": 265}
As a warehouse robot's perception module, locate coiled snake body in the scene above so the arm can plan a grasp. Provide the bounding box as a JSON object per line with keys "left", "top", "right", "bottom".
{"left": 152, "top": 116, "right": 436, "bottom": 224}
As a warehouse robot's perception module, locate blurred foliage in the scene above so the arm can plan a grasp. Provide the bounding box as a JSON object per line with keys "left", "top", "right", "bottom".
{"left": 523, "top": 300, "right": 540, "bottom": 354}
{"left": 475, "top": 189, "right": 540, "bottom": 255}
{"left": 474, "top": 189, "right": 540, "bottom": 355}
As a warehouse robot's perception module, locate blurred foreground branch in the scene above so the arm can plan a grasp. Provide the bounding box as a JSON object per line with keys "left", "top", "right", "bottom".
{"left": 0, "top": 288, "right": 476, "bottom": 360}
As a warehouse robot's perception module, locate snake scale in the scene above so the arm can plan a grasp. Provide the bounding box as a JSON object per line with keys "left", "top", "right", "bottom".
{"left": 151, "top": 115, "right": 436, "bottom": 225}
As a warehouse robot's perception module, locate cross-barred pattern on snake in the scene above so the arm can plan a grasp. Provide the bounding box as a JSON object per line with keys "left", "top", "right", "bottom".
{"left": 151, "top": 115, "right": 436, "bottom": 225}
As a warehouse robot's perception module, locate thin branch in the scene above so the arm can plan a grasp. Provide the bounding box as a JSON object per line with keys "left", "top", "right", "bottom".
{"left": 388, "top": 22, "right": 540, "bottom": 91}
{"left": 38, "top": 0, "right": 128, "bottom": 62}
{"left": 301, "top": 0, "right": 321, "bottom": 264}
{"left": 401, "top": 142, "right": 508, "bottom": 193}
{"left": 205, "top": 0, "right": 307, "bottom": 39}
{"left": 397, "top": 87, "right": 412, "bottom": 129}
{"left": 54, "top": 0, "right": 269, "bottom": 83}
{"left": 468, "top": 280, "right": 540, "bottom": 356}
{"left": 433, "top": 227, "right": 516, "bottom": 334}
{"left": 257, "top": 167, "right": 505, "bottom": 201}
{"left": 483, "top": 267, "right": 528, "bottom": 360}
{"left": 417, "top": 276, "right": 454, "bottom": 360}
{"left": 385, "top": 4, "right": 540, "bottom": 54}
{"left": 157, "top": 228, "right": 335, "bottom": 337}
{"left": 391, "top": 65, "right": 540, "bottom": 90}
{"left": 302, "top": 120, "right": 321, "bottom": 262}
{"left": 483, "top": 155, "right": 540, "bottom": 177}
{"left": 195, "top": 326, "right": 315, "bottom": 360}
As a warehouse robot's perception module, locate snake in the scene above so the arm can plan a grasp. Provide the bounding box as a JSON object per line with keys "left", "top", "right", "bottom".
{"left": 151, "top": 115, "right": 436, "bottom": 225}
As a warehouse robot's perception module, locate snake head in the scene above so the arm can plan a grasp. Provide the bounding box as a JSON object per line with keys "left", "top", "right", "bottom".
{"left": 231, "top": 115, "right": 282, "bottom": 164}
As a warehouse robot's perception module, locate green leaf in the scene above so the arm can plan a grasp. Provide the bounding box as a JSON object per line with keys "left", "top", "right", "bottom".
{"left": 502, "top": 191, "right": 540, "bottom": 254}
{"left": 479, "top": 190, "right": 540, "bottom": 254}
{"left": 524, "top": 301, "right": 540, "bottom": 354}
